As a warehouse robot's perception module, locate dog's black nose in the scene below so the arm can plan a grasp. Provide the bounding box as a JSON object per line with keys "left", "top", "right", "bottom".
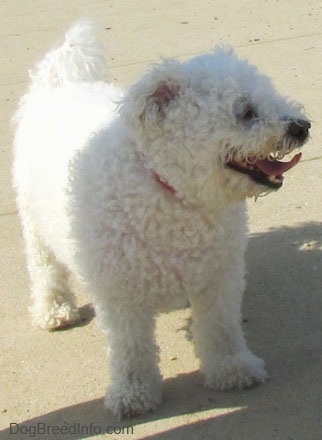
{"left": 287, "top": 119, "right": 311, "bottom": 142}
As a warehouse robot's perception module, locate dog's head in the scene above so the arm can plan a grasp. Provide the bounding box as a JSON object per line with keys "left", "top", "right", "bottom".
{"left": 120, "top": 47, "right": 310, "bottom": 205}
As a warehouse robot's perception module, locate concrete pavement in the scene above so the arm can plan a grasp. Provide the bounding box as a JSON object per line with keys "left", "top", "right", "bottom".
{"left": 1, "top": 1, "right": 322, "bottom": 439}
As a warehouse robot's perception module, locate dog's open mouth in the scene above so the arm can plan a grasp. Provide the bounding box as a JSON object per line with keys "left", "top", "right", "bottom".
{"left": 226, "top": 152, "right": 302, "bottom": 188}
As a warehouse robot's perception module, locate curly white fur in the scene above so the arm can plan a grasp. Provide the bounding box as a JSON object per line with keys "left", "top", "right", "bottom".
{"left": 13, "top": 21, "right": 310, "bottom": 419}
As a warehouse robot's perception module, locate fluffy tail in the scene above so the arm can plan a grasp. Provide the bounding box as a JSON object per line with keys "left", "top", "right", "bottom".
{"left": 29, "top": 20, "right": 107, "bottom": 87}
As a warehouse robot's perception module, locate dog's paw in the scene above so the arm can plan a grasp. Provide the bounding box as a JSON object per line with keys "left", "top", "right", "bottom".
{"left": 105, "top": 378, "right": 162, "bottom": 419}
{"left": 30, "top": 302, "right": 80, "bottom": 330}
{"left": 204, "top": 351, "right": 268, "bottom": 390}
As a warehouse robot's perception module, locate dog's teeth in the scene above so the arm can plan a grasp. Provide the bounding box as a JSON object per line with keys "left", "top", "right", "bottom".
{"left": 267, "top": 175, "right": 282, "bottom": 183}
{"left": 278, "top": 153, "right": 285, "bottom": 160}
{"left": 246, "top": 156, "right": 257, "bottom": 164}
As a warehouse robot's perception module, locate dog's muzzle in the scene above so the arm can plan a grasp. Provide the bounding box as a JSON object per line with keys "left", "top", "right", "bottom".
{"left": 226, "top": 117, "right": 311, "bottom": 189}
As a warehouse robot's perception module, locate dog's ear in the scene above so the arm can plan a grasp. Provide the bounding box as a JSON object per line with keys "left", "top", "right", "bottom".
{"left": 148, "top": 82, "right": 180, "bottom": 113}
{"left": 120, "top": 65, "right": 185, "bottom": 136}
{"left": 143, "top": 81, "right": 181, "bottom": 125}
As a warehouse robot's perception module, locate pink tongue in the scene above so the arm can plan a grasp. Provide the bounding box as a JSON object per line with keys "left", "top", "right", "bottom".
{"left": 256, "top": 152, "right": 302, "bottom": 176}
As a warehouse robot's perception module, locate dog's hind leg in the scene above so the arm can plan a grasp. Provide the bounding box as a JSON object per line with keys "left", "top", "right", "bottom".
{"left": 23, "top": 226, "right": 80, "bottom": 330}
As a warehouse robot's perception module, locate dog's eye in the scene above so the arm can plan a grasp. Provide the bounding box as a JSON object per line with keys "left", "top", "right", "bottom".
{"left": 234, "top": 100, "right": 258, "bottom": 124}
{"left": 242, "top": 106, "right": 257, "bottom": 121}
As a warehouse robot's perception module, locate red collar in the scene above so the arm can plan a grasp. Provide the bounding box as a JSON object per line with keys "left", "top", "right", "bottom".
{"left": 153, "top": 172, "right": 176, "bottom": 195}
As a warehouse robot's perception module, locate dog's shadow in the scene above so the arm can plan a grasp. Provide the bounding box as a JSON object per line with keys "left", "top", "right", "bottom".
{"left": 2, "top": 221, "right": 322, "bottom": 440}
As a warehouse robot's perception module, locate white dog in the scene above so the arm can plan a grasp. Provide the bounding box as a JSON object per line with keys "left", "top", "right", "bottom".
{"left": 13, "top": 21, "right": 310, "bottom": 418}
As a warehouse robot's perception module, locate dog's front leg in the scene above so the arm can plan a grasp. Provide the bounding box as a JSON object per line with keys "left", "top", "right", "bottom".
{"left": 97, "top": 299, "right": 162, "bottom": 419}
{"left": 189, "top": 266, "right": 268, "bottom": 390}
